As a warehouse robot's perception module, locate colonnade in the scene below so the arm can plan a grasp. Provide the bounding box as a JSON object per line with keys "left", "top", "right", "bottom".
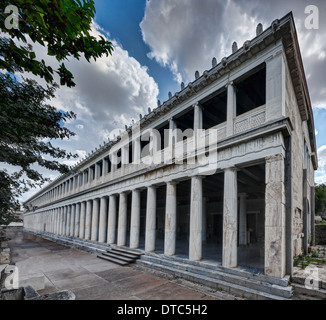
{"left": 27, "top": 167, "right": 242, "bottom": 269}
{"left": 25, "top": 152, "right": 287, "bottom": 278}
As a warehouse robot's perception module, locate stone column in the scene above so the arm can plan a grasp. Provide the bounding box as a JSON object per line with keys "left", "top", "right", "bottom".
{"left": 265, "top": 52, "right": 285, "bottom": 122}
{"left": 56, "top": 210, "right": 60, "bottom": 234}
{"left": 133, "top": 138, "right": 141, "bottom": 165}
{"left": 50, "top": 211, "right": 53, "bottom": 233}
{"left": 85, "top": 200, "right": 92, "bottom": 240}
{"left": 311, "top": 186, "right": 316, "bottom": 246}
{"left": 66, "top": 205, "right": 71, "bottom": 236}
{"left": 50, "top": 211, "right": 54, "bottom": 233}
{"left": 130, "top": 189, "right": 141, "bottom": 249}
{"left": 117, "top": 192, "right": 128, "bottom": 246}
{"left": 91, "top": 198, "right": 100, "bottom": 241}
{"left": 79, "top": 202, "right": 86, "bottom": 239}
{"left": 303, "top": 169, "right": 308, "bottom": 254}
{"left": 121, "top": 145, "right": 129, "bottom": 168}
{"left": 74, "top": 203, "right": 80, "bottom": 238}
{"left": 189, "top": 176, "right": 203, "bottom": 261}
{"left": 265, "top": 154, "right": 286, "bottom": 278}
{"left": 164, "top": 181, "right": 177, "bottom": 256}
{"left": 239, "top": 193, "right": 247, "bottom": 245}
{"left": 52, "top": 210, "right": 56, "bottom": 234}
{"left": 62, "top": 206, "right": 67, "bottom": 236}
{"left": 102, "top": 160, "right": 107, "bottom": 182}
{"left": 145, "top": 186, "right": 157, "bottom": 252}
{"left": 53, "top": 210, "right": 56, "bottom": 233}
{"left": 45, "top": 212, "right": 49, "bottom": 232}
{"left": 222, "top": 167, "right": 238, "bottom": 268}
{"left": 226, "top": 82, "right": 236, "bottom": 137}
{"left": 202, "top": 197, "right": 207, "bottom": 242}
{"left": 111, "top": 153, "right": 118, "bottom": 172}
{"left": 54, "top": 209, "right": 59, "bottom": 234}
{"left": 98, "top": 197, "right": 108, "bottom": 243}
{"left": 53, "top": 209, "right": 56, "bottom": 234}
{"left": 107, "top": 195, "right": 117, "bottom": 244}
{"left": 168, "top": 118, "right": 176, "bottom": 162}
{"left": 48, "top": 211, "right": 51, "bottom": 233}
{"left": 70, "top": 204, "right": 76, "bottom": 237}
{"left": 59, "top": 207, "right": 63, "bottom": 235}
{"left": 193, "top": 102, "right": 203, "bottom": 131}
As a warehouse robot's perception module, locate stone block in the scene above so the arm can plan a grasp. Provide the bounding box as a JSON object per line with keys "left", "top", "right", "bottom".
{"left": 315, "top": 216, "right": 322, "bottom": 223}
{"left": 0, "top": 249, "right": 10, "bottom": 264}
{"left": 23, "top": 285, "right": 40, "bottom": 299}
{"left": 26, "top": 290, "right": 76, "bottom": 300}
{"left": 19, "top": 273, "right": 45, "bottom": 291}
{"left": 1, "top": 288, "right": 24, "bottom": 300}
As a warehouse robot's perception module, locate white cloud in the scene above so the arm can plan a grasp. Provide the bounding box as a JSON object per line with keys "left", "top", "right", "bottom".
{"left": 316, "top": 145, "right": 326, "bottom": 176}
{"left": 11, "top": 22, "right": 159, "bottom": 204}
{"left": 141, "top": 0, "right": 326, "bottom": 108}
{"left": 140, "top": 0, "right": 258, "bottom": 84}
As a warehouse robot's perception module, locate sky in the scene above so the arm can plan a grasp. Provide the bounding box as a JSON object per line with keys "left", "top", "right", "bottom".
{"left": 5, "top": 0, "right": 326, "bottom": 204}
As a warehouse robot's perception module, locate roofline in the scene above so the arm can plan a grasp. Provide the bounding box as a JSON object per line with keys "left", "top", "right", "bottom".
{"left": 24, "top": 11, "right": 317, "bottom": 204}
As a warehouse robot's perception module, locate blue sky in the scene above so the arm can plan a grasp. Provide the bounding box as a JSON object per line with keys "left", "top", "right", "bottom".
{"left": 94, "top": 0, "right": 180, "bottom": 102}
{"left": 93, "top": 0, "right": 326, "bottom": 184}
{"left": 9, "top": 0, "right": 326, "bottom": 203}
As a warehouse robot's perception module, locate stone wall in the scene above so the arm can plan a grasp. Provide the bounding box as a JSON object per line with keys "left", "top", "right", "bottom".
{"left": 0, "top": 227, "right": 10, "bottom": 264}
{"left": 315, "top": 225, "right": 326, "bottom": 245}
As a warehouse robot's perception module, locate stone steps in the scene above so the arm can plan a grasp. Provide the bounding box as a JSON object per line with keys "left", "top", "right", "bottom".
{"left": 291, "top": 269, "right": 326, "bottom": 300}
{"left": 136, "top": 253, "right": 293, "bottom": 300}
{"left": 97, "top": 254, "right": 130, "bottom": 266}
{"left": 97, "top": 247, "right": 143, "bottom": 266}
{"left": 292, "top": 283, "right": 326, "bottom": 300}
{"left": 25, "top": 230, "right": 144, "bottom": 266}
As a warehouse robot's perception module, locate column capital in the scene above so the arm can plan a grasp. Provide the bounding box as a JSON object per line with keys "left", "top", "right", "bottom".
{"left": 119, "top": 190, "right": 130, "bottom": 195}
{"left": 238, "top": 192, "right": 248, "bottom": 198}
{"left": 224, "top": 166, "right": 239, "bottom": 173}
{"left": 166, "top": 180, "right": 179, "bottom": 186}
{"left": 146, "top": 184, "right": 157, "bottom": 190}
{"left": 265, "top": 153, "right": 284, "bottom": 163}
{"left": 192, "top": 101, "right": 201, "bottom": 108}
{"left": 225, "top": 80, "right": 234, "bottom": 88}
{"left": 109, "top": 193, "right": 118, "bottom": 198}
{"left": 189, "top": 174, "right": 206, "bottom": 180}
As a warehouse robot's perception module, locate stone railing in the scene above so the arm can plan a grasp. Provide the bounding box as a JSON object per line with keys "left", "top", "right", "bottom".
{"left": 33, "top": 107, "right": 268, "bottom": 205}
{"left": 234, "top": 105, "right": 266, "bottom": 134}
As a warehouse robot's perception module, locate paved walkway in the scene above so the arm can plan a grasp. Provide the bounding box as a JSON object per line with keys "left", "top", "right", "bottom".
{"left": 6, "top": 228, "right": 220, "bottom": 300}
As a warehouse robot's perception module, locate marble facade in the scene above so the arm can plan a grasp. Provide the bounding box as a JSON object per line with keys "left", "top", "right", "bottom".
{"left": 24, "top": 13, "right": 317, "bottom": 280}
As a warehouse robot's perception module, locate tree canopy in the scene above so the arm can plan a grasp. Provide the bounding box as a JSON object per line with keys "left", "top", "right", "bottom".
{"left": 0, "top": 0, "right": 113, "bottom": 224}
{"left": 315, "top": 183, "right": 326, "bottom": 214}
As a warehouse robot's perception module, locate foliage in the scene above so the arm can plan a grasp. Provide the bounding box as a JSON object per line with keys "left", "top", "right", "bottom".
{"left": 0, "top": 0, "right": 113, "bottom": 87}
{"left": 0, "top": 73, "right": 77, "bottom": 221}
{"left": 293, "top": 251, "right": 326, "bottom": 270}
{"left": 315, "top": 183, "right": 326, "bottom": 214}
{"left": 0, "top": 0, "right": 113, "bottom": 223}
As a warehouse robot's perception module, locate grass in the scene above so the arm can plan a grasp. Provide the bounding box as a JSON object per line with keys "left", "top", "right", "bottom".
{"left": 293, "top": 248, "right": 326, "bottom": 269}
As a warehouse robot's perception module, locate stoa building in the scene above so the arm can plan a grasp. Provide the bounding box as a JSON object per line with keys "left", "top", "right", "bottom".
{"left": 24, "top": 12, "right": 317, "bottom": 296}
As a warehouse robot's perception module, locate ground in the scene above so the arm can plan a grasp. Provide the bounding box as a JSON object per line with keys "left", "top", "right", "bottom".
{"left": 2, "top": 227, "right": 230, "bottom": 300}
